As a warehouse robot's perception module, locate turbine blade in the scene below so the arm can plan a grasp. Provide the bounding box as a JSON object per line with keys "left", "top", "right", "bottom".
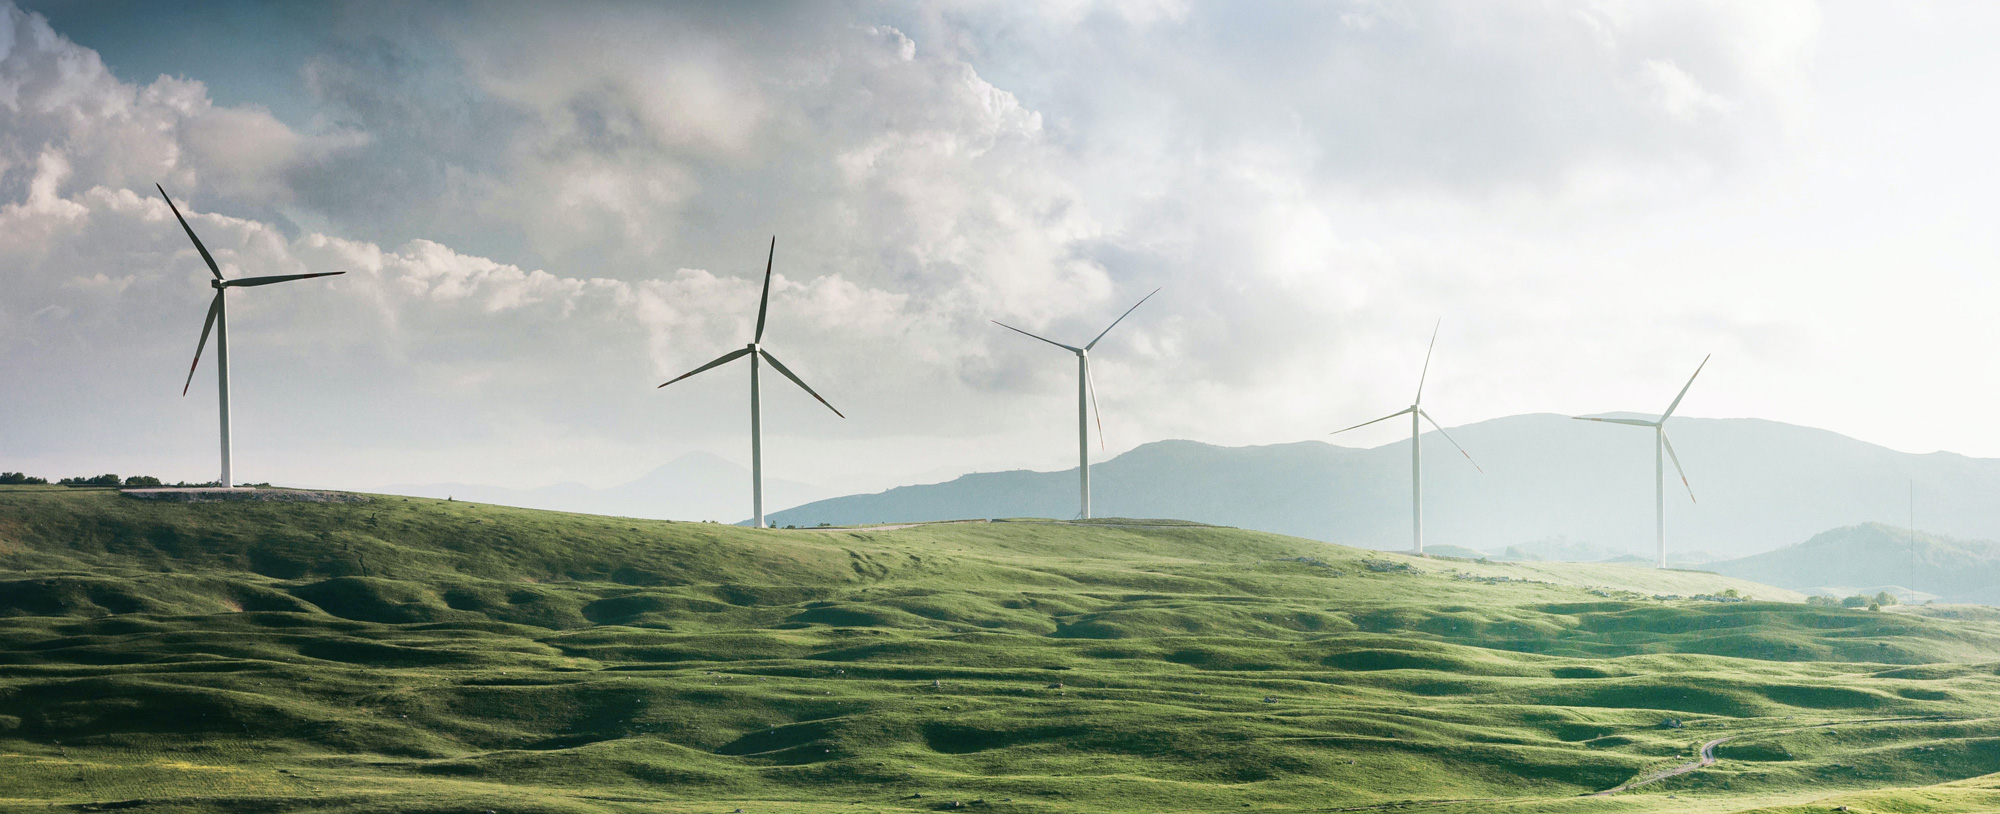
{"left": 182, "top": 292, "right": 223, "bottom": 396}
{"left": 1662, "top": 430, "right": 1696, "bottom": 503}
{"left": 226, "top": 271, "right": 346, "bottom": 288}
{"left": 1085, "top": 287, "right": 1161, "bottom": 350}
{"left": 1420, "top": 409, "right": 1482, "bottom": 473}
{"left": 759, "top": 349, "right": 844, "bottom": 418}
{"left": 1415, "top": 319, "right": 1440, "bottom": 405}
{"left": 1572, "top": 416, "right": 1659, "bottom": 427}
{"left": 157, "top": 184, "right": 222, "bottom": 280}
{"left": 1662, "top": 354, "right": 1711, "bottom": 421}
{"left": 754, "top": 236, "right": 775, "bottom": 343}
{"left": 992, "top": 320, "right": 1081, "bottom": 353}
{"left": 657, "top": 347, "right": 752, "bottom": 388}
{"left": 1331, "top": 407, "right": 1413, "bottom": 435}
{"left": 1085, "top": 360, "right": 1105, "bottom": 451}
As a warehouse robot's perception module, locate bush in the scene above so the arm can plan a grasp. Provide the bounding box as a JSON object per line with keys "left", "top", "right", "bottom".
{"left": 123, "top": 475, "right": 163, "bottom": 487}
{"left": 1873, "top": 591, "right": 1900, "bottom": 606}
{"left": 58, "top": 474, "right": 122, "bottom": 487}
{"left": 1841, "top": 595, "right": 1869, "bottom": 608}
{"left": 0, "top": 472, "right": 48, "bottom": 485}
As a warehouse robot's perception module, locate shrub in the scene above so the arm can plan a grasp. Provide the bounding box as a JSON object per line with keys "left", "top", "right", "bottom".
{"left": 58, "top": 474, "right": 122, "bottom": 487}
{"left": 123, "top": 475, "right": 163, "bottom": 487}
{"left": 1873, "top": 591, "right": 1900, "bottom": 606}
{"left": 1841, "top": 595, "right": 1869, "bottom": 608}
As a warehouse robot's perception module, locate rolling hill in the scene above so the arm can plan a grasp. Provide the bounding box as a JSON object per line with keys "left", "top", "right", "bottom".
{"left": 1711, "top": 523, "right": 2000, "bottom": 605}
{"left": 9, "top": 485, "right": 2000, "bottom": 811}
{"left": 770, "top": 414, "right": 2000, "bottom": 560}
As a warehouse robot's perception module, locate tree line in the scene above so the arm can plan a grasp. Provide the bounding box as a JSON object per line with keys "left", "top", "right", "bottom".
{"left": 0, "top": 472, "right": 217, "bottom": 487}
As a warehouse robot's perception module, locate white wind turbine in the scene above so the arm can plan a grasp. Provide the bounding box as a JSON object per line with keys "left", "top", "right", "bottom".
{"left": 1573, "top": 355, "right": 1708, "bottom": 569}
{"left": 657, "top": 237, "right": 843, "bottom": 528}
{"left": 993, "top": 288, "right": 1160, "bottom": 520}
{"left": 160, "top": 185, "right": 346, "bottom": 489}
{"left": 1330, "top": 323, "right": 1481, "bottom": 556}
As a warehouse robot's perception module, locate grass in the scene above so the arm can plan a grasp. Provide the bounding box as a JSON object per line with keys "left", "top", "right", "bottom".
{"left": 4, "top": 485, "right": 2000, "bottom": 812}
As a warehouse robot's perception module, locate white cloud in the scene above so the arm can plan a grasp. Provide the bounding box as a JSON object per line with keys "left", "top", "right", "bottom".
{"left": 29, "top": 0, "right": 1999, "bottom": 506}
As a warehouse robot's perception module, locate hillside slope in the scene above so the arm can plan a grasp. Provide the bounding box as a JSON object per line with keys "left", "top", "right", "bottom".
{"left": 379, "top": 451, "right": 830, "bottom": 523}
{"left": 1712, "top": 523, "right": 2000, "bottom": 604}
{"left": 6, "top": 486, "right": 2000, "bottom": 813}
{"left": 769, "top": 415, "right": 2000, "bottom": 560}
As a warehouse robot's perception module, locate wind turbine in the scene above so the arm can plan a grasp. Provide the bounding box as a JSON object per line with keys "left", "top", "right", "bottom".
{"left": 993, "top": 288, "right": 1160, "bottom": 520}
{"left": 1330, "top": 323, "right": 1481, "bottom": 556}
{"left": 657, "top": 237, "right": 843, "bottom": 528}
{"left": 1573, "top": 355, "right": 1708, "bottom": 569}
{"left": 160, "top": 185, "right": 345, "bottom": 489}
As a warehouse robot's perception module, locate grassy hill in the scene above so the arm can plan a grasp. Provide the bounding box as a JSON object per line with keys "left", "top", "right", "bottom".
{"left": 8, "top": 486, "right": 2000, "bottom": 812}
{"left": 1712, "top": 523, "right": 2000, "bottom": 604}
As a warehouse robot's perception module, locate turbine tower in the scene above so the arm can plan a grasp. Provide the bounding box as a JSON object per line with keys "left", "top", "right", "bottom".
{"left": 993, "top": 288, "right": 1160, "bottom": 520}
{"left": 657, "top": 237, "right": 843, "bottom": 528}
{"left": 1330, "top": 323, "right": 1482, "bottom": 556}
{"left": 160, "top": 185, "right": 345, "bottom": 489}
{"left": 1573, "top": 354, "right": 1708, "bottom": 569}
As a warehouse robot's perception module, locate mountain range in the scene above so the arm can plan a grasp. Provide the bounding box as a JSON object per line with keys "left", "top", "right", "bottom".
{"left": 769, "top": 414, "right": 2000, "bottom": 561}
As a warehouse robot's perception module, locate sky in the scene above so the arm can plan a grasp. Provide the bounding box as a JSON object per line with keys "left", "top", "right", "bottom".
{"left": 4, "top": 0, "right": 1999, "bottom": 503}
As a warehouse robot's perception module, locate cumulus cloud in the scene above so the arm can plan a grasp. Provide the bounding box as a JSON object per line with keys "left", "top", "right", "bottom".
{"left": 4, "top": 0, "right": 1869, "bottom": 496}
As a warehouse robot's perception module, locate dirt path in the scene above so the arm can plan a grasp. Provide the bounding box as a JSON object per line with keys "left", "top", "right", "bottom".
{"left": 1589, "top": 716, "right": 1938, "bottom": 797}
{"left": 1590, "top": 734, "right": 1736, "bottom": 796}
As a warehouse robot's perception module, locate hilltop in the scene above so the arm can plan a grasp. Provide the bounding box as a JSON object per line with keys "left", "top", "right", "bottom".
{"left": 1712, "top": 523, "right": 2000, "bottom": 605}
{"left": 768, "top": 414, "right": 2000, "bottom": 559}
{"left": 378, "top": 451, "right": 831, "bottom": 524}
{"left": 8, "top": 486, "right": 2000, "bottom": 812}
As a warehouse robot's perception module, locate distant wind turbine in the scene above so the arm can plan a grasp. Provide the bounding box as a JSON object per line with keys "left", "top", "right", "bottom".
{"left": 159, "top": 185, "right": 345, "bottom": 489}
{"left": 993, "top": 289, "right": 1161, "bottom": 520}
{"left": 1573, "top": 355, "right": 1709, "bottom": 569}
{"left": 657, "top": 237, "right": 843, "bottom": 528}
{"left": 1331, "top": 322, "right": 1482, "bottom": 556}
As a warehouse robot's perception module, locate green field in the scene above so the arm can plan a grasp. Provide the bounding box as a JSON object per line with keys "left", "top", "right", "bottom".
{"left": 7, "top": 486, "right": 2000, "bottom": 812}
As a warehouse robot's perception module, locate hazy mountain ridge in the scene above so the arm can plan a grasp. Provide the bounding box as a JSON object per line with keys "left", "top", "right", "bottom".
{"left": 770, "top": 414, "right": 2000, "bottom": 559}
{"left": 1711, "top": 523, "right": 2000, "bottom": 605}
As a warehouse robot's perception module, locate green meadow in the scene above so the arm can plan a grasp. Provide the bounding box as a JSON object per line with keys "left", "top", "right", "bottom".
{"left": 7, "top": 486, "right": 2000, "bottom": 812}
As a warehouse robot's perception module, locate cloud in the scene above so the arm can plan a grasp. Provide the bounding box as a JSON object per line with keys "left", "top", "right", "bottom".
{"left": 902, "top": 0, "right": 1818, "bottom": 197}
{"left": 3, "top": 0, "right": 1866, "bottom": 497}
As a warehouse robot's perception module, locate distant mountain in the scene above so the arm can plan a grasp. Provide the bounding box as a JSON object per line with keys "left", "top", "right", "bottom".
{"left": 380, "top": 451, "right": 828, "bottom": 522}
{"left": 1501, "top": 537, "right": 1629, "bottom": 563}
{"left": 769, "top": 414, "right": 2000, "bottom": 559}
{"left": 1710, "top": 523, "right": 2000, "bottom": 605}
